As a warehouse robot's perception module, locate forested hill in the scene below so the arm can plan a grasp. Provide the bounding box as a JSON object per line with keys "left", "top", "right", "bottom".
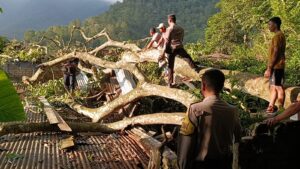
{"left": 0, "top": 0, "right": 113, "bottom": 39}
{"left": 24, "top": 0, "right": 219, "bottom": 43}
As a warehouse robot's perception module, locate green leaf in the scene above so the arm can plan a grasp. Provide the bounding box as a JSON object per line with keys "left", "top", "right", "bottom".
{"left": 5, "top": 153, "right": 23, "bottom": 160}
{"left": 0, "top": 8, "right": 2, "bottom": 13}
{"left": 0, "top": 70, "right": 26, "bottom": 122}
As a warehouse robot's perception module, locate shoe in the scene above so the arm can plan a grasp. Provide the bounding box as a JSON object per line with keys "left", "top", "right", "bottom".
{"left": 168, "top": 84, "right": 175, "bottom": 88}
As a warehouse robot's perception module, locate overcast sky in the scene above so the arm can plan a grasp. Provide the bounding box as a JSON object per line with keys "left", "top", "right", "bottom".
{"left": 0, "top": 0, "right": 120, "bottom": 39}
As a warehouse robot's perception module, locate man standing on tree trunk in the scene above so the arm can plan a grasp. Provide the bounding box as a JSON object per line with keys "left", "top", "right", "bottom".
{"left": 161, "top": 14, "right": 199, "bottom": 88}
{"left": 264, "top": 17, "right": 286, "bottom": 113}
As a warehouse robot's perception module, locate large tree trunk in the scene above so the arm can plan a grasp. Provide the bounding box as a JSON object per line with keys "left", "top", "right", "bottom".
{"left": 201, "top": 68, "right": 300, "bottom": 109}
{"left": 123, "top": 49, "right": 300, "bottom": 109}
{"left": 22, "top": 30, "right": 300, "bottom": 122}
{"left": 0, "top": 113, "right": 184, "bottom": 136}
{"left": 67, "top": 83, "right": 196, "bottom": 122}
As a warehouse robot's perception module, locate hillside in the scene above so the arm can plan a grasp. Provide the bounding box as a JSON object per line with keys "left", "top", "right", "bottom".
{"left": 0, "top": 0, "right": 113, "bottom": 39}
{"left": 24, "top": 0, "right": 219, "bottom": 43}
{"left": 199, "top": 0, "right": 300, "bottom": 85}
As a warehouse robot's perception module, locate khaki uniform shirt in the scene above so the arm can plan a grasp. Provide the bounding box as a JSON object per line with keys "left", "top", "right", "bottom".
{"left": 165, "top": 24, "right": 184, "bottom": 50}
{"left": 181, "top": 95, "right": 241, "bottom": 161}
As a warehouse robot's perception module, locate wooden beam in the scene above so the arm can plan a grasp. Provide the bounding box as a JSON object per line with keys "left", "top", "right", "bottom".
{"left": 59, "top": 136, "right": 75, "bottom": 149}
{"left": 39, "top": 97, "right": 72, "bottom": 132}
{"left": 54, "top": 110, "right": 72, "bottom": 132}
{"left": 39, "top": 96, "right": 59, "bottom": 124}
{"left": 128, "top": 128, "right": 179, "bottom": 169}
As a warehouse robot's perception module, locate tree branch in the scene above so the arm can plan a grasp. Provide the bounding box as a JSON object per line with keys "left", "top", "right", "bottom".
{"left": 67, "top": 83, "right": 197, "bottom": 122}
{"left": 0, "top": 113, "right": 184, "bottom": 136}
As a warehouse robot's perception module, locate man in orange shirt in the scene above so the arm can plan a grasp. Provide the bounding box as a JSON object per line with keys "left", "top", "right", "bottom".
{"left": 264, "top": 17, "right": 286, "bottom": 113}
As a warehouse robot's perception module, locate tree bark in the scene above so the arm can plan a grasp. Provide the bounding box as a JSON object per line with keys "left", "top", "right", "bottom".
{"left": 0, "top": 113, "right": 184, "bottom": 136}
{"left": 122, "top": 49, "right": 300, "bottom": 108}
{"left": 67, "top": 83, "right": 196, "bottom": 122}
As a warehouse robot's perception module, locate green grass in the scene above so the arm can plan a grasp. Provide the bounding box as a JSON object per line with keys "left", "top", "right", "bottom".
{"left": 0, "top": 69, "right": 26, "bottom": 121}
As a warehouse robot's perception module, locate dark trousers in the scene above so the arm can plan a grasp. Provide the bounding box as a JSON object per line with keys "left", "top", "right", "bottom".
{"left": 177, "top": 133, "right": 232, "bottom": 169}
{"left": 168, "top": 48, "right": 197, "bottom": 85}
{"left": 64, "top": 74, "right": 76, "bottom": 91}
{"left": 193, "top": 156, "right": 233, "bottom": 169}
{"left": 177, "top": 134, "right": 196, "bottom": 169}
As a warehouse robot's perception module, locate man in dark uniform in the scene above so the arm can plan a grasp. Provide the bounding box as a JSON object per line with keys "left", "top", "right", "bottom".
{"left": 62, "top": 58, "right": 79, "bottom": 92}
{"left": 178, "top": 69, "right": 241, "bottom": 169}
{"left": 162, "top": 14, "right": 199, "bottom": 88}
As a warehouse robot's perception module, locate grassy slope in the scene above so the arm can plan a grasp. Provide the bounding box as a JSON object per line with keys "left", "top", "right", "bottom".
{"left": 0, "top": 70, "right": 26, "bottom": 121}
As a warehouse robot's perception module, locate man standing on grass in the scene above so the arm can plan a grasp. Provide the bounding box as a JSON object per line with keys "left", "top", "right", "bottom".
{"left": 162, "top": 14, "right": 199, "bottom": 88}
{"left": 264, "top": 17, "right": 286, "bottom": 113}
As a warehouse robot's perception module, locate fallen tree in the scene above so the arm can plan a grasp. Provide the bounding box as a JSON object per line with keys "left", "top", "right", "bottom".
{"left": 0, "top": 113, "right": 184, "bottom": 136}
{"left": 22, "top": 28, "right": 300, "bottom": 124}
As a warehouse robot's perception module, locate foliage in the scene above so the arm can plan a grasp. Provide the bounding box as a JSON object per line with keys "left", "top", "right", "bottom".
{"left": 0, "top": 36, "right": 8, "bottom": 53}
{"left": 204, "top": 0, "right": 271, "bottom": 54}
{"left": 0, "top": 40, "right": 47, "bottom": 65}
{"left": 138, "top": 62, "right": 165, "bottom": 85}
{"left": 0, "top": 70, "right": 26, "bottom": 122}
{"left": 192, "top": 0, "right": 300, "bottom": 85}
{"left": 24, "top": 0, "right": 219, "bottom": 45}
{"left": 26, "top": 79, "right": 67, "bottom": 103}
{"left": 221, "top": 89, "right": 267, "bottom": 134}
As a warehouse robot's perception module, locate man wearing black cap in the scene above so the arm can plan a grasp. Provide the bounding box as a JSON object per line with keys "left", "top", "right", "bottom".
{"left": 162, "top": 14, "right": 199, "bottom": 88}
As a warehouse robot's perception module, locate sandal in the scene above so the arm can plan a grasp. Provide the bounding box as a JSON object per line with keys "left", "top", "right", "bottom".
{"left": 266, "top": 105, "right": 275, "bottom": 114}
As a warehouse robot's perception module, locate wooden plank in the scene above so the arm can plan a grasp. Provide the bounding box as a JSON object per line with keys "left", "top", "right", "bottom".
{"left": 39, "top": 96, "right": 72, "bottom": 132}
{"left": 39, "top": 96, "right": 59, "bottom": 124}
{"left": 59, "top": 136, "right": 75, "bottom": 149}
{"left": 54, "top": 110, "right": 72, "bottom": 132}
{"left": 129, "top": 128, "right": 179, "bottom": 169}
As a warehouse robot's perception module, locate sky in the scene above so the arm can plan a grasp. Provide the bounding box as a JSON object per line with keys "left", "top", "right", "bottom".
{"left": 0, "top": 0, "right": 120, "bottom": 39}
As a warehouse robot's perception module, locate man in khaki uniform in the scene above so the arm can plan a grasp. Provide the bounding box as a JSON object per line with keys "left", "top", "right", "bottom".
{"left": 178, "top": 69, "right": 241, "bottom": 169}
{"left": 162, "top": 14, "right": 199, "bottom": 87}
{"left": 264, "top": 17, "right": 286, "bottom": 113}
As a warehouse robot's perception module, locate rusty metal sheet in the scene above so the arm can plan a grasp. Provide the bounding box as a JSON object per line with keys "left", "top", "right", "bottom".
{"left": 0, "top": 112, "right": 149, "bottom": 169}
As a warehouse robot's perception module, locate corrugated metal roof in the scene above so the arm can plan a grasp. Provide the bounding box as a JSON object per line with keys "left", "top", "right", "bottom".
{"left": 0, "top": 112, "right": 149, "bottom": 169}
